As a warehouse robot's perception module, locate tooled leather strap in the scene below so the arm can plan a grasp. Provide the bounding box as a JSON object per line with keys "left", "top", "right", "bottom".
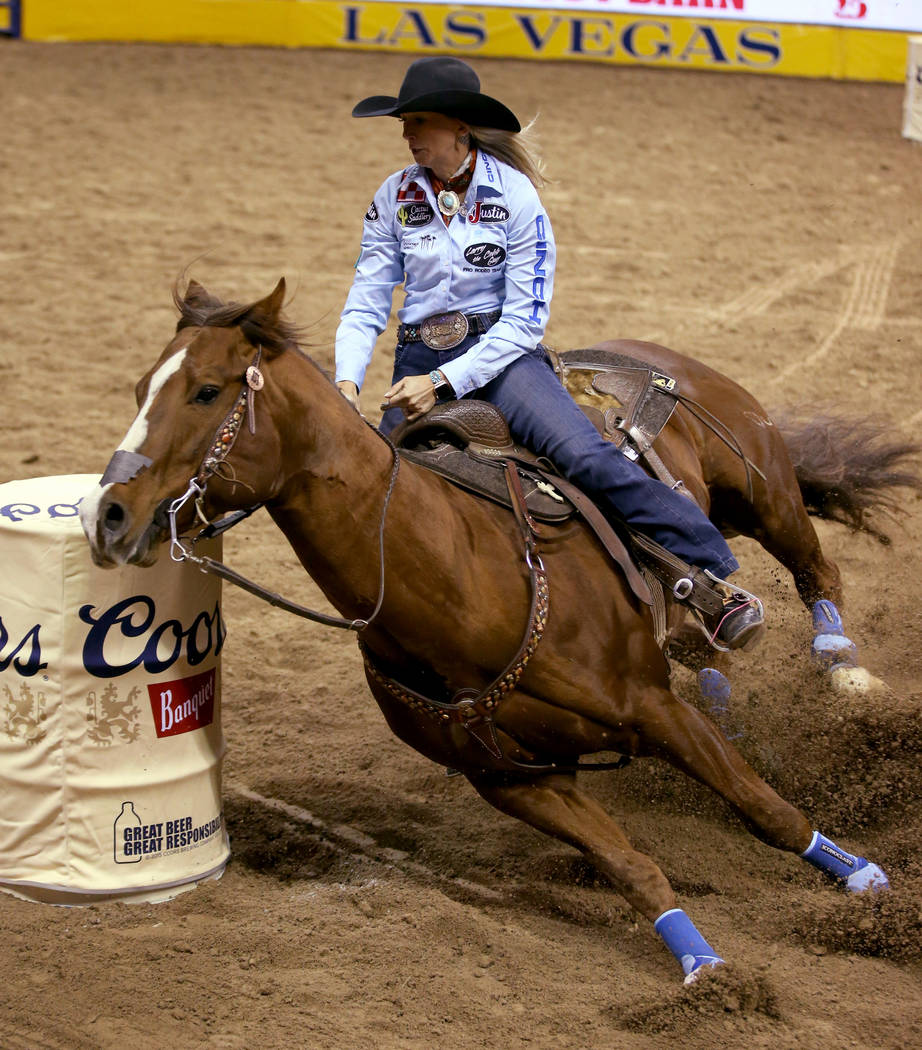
{"left": 361, "top": 456, "right": 550, "bottom": 761}
{"left": 361, "top": 559, "right": 549, "bottom": 760}
{"left": 198, "top": 347, "right": 264, "bottom": 483}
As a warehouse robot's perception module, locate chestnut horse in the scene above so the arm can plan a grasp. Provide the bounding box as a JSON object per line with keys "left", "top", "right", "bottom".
{"left": 81, "top": 279, "right": 896, "bottom": 982}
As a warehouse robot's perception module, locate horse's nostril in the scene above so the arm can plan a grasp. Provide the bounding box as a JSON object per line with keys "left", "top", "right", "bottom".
{"left": 103, "top": 502, "right": 126, "bottom": 531}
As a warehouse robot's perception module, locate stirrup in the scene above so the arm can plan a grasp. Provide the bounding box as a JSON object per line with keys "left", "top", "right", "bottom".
{"left": 679, "top": 570, "right": 765, "bottom": 653}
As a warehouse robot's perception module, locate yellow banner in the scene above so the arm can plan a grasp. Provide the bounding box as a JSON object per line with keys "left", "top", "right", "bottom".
{"left": 23, "top": 0, "right": 910, "bottom": 82}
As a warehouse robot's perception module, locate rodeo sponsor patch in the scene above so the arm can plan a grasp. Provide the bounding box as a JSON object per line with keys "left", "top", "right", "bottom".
{"left": 397, "top": 180, "right": 427, "bottom": 202}
{"left": 464, "top": 242, "right": 507, "bottom": 269}
{"left": 468, "top": 202, "right": 510, "bottom": 225}
{"left": 147, "top": 666, "right": 216, "bottom": 738}
{"left": 364, "top": 201, "right": 379, "bottom": 221}
{"left": 398, "top": 201, "right": 434, "bottom": 228}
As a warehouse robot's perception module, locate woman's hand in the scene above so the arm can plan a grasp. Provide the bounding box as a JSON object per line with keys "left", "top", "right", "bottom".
{"left": 336, "top": 380, "right": 360, "bottom": 410}
{"left": 381, "top": 374, "right": 437, "bottom": 421}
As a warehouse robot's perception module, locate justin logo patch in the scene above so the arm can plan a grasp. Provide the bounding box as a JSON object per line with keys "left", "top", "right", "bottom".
{"left": 468, "top": 203, "right": 510, "bottom": 225}
{"left": 365, "top": 201, "right": 379, "bottom": 221}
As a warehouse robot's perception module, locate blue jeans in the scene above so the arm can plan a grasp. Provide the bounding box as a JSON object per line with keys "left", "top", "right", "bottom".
{"left": 382, "top": 338, "right": 739, "bottom": 578}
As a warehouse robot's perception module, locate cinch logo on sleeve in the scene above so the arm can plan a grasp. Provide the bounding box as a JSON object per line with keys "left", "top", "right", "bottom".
{"left": 147, "top": 667, "right": 216, "bottom": 738}
{"left": 528, "top": 214, "right": 549, "bottom": 324}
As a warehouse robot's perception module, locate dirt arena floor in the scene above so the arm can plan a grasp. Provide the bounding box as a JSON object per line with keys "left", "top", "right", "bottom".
{"left": 2, "top": 40, "right": 921, "bottom": 1050}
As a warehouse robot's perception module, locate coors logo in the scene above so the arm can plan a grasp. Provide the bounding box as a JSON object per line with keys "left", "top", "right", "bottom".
{"left": 80, "top": 595, "right": 226, "bottom": 679}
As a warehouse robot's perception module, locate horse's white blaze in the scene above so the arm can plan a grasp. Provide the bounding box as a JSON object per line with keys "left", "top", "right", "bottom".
{"left": 80, "top": 347, "right": 188, "bottom": 540}
{"left": 119, "top": 347, "right": 188, "bottom": 455}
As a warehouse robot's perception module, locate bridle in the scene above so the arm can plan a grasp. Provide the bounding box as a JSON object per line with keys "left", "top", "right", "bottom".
{"left": 167, "top": 345, "right": 400, "bottom": 631}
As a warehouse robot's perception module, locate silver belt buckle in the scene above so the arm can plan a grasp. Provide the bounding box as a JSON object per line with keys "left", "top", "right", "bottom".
{"left": 420, "top": 311, "right": 469, "bottom": 350}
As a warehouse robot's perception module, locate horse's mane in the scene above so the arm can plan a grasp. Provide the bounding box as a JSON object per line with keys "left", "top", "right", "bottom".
{"left": 171, "top": 280, "right": 307, "bottom": 355}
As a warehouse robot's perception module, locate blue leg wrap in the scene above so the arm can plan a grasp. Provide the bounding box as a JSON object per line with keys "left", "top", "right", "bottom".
{"left": 811, "top": 600, "right": 858, "bottom": 672}
{"left": 801, "top": 831, "right": 890, "bottom": 892}
{"left": 698, "top": 668, "right": 742, "bottom": 740}
{"left": 654, "top": 908, "right": 724, "bottom": 983}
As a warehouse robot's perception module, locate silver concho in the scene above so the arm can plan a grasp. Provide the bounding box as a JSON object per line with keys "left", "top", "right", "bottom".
{"left": 420, "top": 311, "right": 469, "bottom": 351}
{"left": 246, "top": 365, "right": 264, "bottom": 390}
{"left": 437, "top": 189, "right": 462, "bottom": 217}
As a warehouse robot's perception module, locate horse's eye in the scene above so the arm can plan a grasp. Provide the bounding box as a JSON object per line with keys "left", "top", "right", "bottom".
{"left": 194, "top": 385, "right": 221, "bottom": 405}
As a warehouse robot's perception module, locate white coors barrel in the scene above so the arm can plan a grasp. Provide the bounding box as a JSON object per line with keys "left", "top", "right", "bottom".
{"left": 0, "top": 474, "right": 229, "bottom": 904}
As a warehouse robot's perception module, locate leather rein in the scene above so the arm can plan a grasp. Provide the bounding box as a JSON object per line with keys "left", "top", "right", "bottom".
{"left": 165, "top": 348, "right": 628, "bottom": 774}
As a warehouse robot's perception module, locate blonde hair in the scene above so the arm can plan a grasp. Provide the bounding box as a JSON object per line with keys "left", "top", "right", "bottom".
{"left": 466, "top": 117, "right": 547, "bottom": 188}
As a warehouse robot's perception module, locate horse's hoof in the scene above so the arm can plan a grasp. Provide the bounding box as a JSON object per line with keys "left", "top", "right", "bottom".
{"left": 698, "top": 668, "right": 730, "bottom": 710}
{"left": 829, "top": 665, "right": 889, "bottom": 697}
{"left": 698, "top": 669, "right": 742, "bottom": 740}
{"left": 682, "top": 954, "right": 725, "bottom": 985}
{"left": 846, "top": 860, "right": 890, "bottom": 893}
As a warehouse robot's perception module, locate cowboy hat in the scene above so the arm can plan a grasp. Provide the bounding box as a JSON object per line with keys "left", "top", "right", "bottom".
{"left": 352, "top": 57, "right": 521, "bottom": 132}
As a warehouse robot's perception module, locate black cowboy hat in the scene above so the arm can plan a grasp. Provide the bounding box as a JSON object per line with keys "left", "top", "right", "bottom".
{"left": 352, "top": 56, "right": 521, "bottom": 132}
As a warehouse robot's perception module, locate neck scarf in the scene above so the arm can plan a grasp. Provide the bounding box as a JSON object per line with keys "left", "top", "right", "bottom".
{"left": 429, "top": 150, "right": 477, "bottom": 224}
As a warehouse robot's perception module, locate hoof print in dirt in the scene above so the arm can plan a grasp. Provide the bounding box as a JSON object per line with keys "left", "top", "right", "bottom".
{"left": 792, "top": 884, "right": 922, "bottom": 963}
{"left": 616, "top": 965, "right": 781, "bottom": 1034}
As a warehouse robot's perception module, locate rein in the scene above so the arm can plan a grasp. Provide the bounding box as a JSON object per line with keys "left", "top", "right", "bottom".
{"left": 673, "top": 392, "right": 767, "bottom": 503}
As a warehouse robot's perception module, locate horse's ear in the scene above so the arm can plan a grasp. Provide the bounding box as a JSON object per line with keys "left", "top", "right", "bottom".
{"left": 183, "top": 279, "right": 211, "bottom": 308}
{"left": 254, "top": 277, "right": 286, "bottom": 321}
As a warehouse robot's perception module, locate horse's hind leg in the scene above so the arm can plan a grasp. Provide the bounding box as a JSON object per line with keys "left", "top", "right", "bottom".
{"left": 738, "top": 479, "right": 843, "bottom": 610}
{"left": 748, "top": 496, "right": 886, "bottom": 693}
{"left": 633, "top": 684, "right": 888, "bottom": 887}
{"left": 734, "top": 474, "right": 887, "bottom": 692}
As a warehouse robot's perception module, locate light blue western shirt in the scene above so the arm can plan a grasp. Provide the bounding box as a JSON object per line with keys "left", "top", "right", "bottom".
{"left": 334, "top": 151, "right": 556, "bottom": 398}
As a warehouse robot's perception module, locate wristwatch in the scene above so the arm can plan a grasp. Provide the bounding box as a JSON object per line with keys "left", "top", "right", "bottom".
{"left": 429, "top": 369, "right": 454, "bottom": 399}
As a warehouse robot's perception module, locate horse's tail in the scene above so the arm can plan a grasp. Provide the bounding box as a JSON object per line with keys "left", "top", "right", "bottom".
{"left": 775, "top": 414, "right": 922, "bottom": 544}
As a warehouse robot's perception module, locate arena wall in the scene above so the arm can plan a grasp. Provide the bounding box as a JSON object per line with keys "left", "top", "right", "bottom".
{"left": 0, "top": 0, "right": 21, "bottom": 36}
{"left": 18, "top": 0, "right": 921, "bottom": 83}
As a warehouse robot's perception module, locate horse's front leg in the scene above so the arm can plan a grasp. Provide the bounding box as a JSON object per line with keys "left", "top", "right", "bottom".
{"left": 466, "top": 769, "right": 723, "bottom": 983}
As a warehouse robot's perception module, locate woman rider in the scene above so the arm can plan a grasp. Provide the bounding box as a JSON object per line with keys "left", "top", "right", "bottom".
{"left": 334, "top": 56, "right": 764, "bottom": 652}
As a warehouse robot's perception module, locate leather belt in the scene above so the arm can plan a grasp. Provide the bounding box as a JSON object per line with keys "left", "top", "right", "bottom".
{"left": 398, "top": 310, "right": 501, "bottom": 349}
